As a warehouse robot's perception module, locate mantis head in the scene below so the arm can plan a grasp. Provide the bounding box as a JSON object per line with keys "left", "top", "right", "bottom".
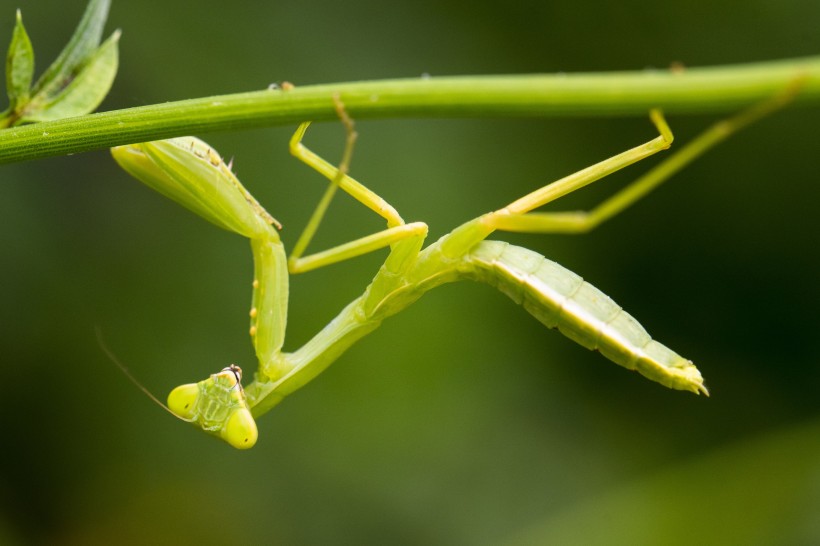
{"left": 168, "top": 365, "right": 258, "bottom": 449}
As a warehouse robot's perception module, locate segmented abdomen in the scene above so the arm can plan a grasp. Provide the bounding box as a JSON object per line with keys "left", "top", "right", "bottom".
{"left": 461, "top": 240, "right": 706, "bottom": 395}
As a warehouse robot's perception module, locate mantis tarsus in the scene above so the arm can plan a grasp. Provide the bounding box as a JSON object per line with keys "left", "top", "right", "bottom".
{"left": 111, "top": 92, "right": 792, "bottom": 449}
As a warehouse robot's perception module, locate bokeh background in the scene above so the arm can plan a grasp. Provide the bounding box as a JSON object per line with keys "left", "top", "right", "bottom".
{"left": 2, "top": 1, "right": 820, "bottom": 544}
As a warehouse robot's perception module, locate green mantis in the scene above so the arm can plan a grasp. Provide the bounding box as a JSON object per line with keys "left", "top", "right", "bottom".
{"left": 111, "top": 93, "right": 792, "bottom": 448}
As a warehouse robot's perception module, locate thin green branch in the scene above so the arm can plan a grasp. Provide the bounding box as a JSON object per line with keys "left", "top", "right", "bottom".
{"left": 1, "top": 55, "right": 819, "bottom": 165}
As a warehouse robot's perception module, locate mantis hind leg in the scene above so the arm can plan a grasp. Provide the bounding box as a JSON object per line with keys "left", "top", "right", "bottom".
{"left": 287, "top": 97, "right": 427, "bottom": 274}
{"left": 439, "top": 110, "right": 674, "bottom": 256}
{"left": 486, "top": 86, "right": 800, "bottom": 237}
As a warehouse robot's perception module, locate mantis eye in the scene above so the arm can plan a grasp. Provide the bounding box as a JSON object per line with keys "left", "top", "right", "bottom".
{"left": 221, "top": 407, "right": 258, "bottom": 449}
{"left": 167, "top": 383, "right": 200, "bottom": 420}
{"left": 215, "top": 364, "right": 242, "bottom": 388}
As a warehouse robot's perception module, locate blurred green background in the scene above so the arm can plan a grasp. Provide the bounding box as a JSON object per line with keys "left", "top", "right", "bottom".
{"left": 2, "top": 1, "right": 820, "bottom": 544}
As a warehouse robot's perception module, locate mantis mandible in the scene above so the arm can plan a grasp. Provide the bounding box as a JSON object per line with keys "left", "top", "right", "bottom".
{"left": 111, "top": 93, "right": 791, "bottom": 449}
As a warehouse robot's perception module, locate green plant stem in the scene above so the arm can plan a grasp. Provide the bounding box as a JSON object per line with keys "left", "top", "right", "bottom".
{"left": 1, "top": 55, "right": 819, "bottom": 165}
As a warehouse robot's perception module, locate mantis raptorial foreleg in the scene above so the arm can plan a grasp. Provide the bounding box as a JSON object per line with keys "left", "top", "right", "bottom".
{"left": 111, "top": 137, "right": 289, "bottom": 449}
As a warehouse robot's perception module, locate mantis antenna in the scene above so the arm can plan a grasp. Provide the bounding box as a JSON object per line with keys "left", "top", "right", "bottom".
{"left": 97, "top": 327, "right": 257, "bottom": 449}
{"left": 94, "top": 326, "right": 184, "bottom": 420}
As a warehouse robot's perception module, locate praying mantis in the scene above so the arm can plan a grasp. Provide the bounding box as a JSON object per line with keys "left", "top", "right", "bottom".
{"left": 111, "top": 93, "right": 792, "bottom": 449}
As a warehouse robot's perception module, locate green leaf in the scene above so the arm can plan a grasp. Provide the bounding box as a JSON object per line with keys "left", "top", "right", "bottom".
{"left": 20, "top": 30, "right": 119, "bottom": 123}
{"left": 5, "top": 10, "right": 34, "bottom": 111}
{"left": 30, "top": 0, "right": 110, "bottom": 98}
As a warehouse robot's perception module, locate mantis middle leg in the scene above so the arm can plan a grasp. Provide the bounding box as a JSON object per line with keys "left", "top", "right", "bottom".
{"left": 286, "top": 100, "right": 428, "bottom": 276}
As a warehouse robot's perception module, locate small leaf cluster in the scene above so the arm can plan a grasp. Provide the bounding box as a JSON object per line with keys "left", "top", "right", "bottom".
{"left": 1, "top": 0, "right": 118, "bottom": 128}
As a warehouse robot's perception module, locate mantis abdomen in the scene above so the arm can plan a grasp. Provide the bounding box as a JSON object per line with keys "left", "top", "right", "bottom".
{"left": 462, "top": 241, "right": 707, "bottom": 395}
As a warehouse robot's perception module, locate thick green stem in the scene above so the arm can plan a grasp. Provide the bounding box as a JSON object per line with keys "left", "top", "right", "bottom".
{"left": 1, "top": 55, "right": 819, "bottom": 165}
